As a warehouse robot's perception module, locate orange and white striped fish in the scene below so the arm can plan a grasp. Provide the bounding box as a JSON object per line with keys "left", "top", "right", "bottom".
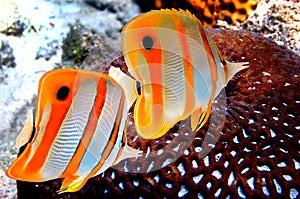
{"left": 6, "top": 67, "right": 139, "bottom": 193}
{"left": 122, "top": 9, "right": 249, "bottom": 139}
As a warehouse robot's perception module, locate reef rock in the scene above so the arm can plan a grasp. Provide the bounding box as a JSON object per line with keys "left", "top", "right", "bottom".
{"left": 16, "top": 29, "right": 300, "bottom": 199}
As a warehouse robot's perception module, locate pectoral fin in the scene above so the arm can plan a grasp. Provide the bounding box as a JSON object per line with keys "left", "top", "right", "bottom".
{"left": 190, "top": 105, "right": 211, "bottom": 132}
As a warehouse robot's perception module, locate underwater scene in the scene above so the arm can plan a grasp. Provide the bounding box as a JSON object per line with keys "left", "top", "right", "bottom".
{"left": 0, "top": 0, "right": 299, "bottom": 198}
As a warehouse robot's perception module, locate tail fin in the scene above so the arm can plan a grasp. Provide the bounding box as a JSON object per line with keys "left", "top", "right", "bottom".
{"left": 225, "top": 60, "right": 249, "bottom": 82}
{"left": 113, "top": 144, "right": 141, "bottom": 166}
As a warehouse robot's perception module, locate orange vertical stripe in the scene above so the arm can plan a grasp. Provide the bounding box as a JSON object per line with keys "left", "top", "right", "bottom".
{"left": 198, "top": 23, "right": 218, "bottom": 100}
{"left": 84, "top": 86, "right": 125, "bottom": 180}
{"left": 62, "top": 78, "right": 107, "bottom": 177}
{"left": 24, "top": 71, "right": 78, "bottom": 174}
{"left": 175, "top": 19, "right": 195, "bottom": 116}
{"left": 142, "top": 32, "right": 164, "bottom": 123}
{"left": 197, "top": 23, "right": 218, "bottom": 123}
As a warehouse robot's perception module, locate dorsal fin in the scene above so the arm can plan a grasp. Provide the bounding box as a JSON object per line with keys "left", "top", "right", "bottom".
{"left": 158, "top": 8, "right": 204, "bottom": 25}
{"left": 108, "top": 67, "right": 138, "bottom": 108}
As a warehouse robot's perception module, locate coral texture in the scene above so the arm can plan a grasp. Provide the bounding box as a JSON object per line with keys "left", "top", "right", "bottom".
{"left": 16, "top": 29, "right": 300, "bottom": 199}
{"left": 135, "top": 0, "right": 258, "bottom": 27}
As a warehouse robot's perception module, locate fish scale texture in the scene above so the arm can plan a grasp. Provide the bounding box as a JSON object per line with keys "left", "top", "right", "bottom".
{"left": 16, "top": 29, "right": 300, "bottom": 199}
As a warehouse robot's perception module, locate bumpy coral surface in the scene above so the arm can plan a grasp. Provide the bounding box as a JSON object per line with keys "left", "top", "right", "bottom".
{"left": 135, "top": 0, "right": 258, "bottom": 27}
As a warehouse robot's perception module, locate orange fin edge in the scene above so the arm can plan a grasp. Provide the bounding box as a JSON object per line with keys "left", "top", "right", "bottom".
{"left": 57, "top": 176, "right": 87, "bottom": 194}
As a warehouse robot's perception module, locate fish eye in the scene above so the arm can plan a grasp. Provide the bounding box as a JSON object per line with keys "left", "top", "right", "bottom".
{"left": 142, "top": 36, "right": 154, "bottom": 51}
{"left": 56, "top": 86, "right": 70, "bottom": 101}
{"left": 136, "top": 81, "right": 142, "bottom": 95}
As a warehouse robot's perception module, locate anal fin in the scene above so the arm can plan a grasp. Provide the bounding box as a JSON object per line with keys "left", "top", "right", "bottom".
{"left": 57, "top": 176, "right": 87, "bottom": 194}
{"left": 93, "top": 144, "right": 141, "bottom": 177}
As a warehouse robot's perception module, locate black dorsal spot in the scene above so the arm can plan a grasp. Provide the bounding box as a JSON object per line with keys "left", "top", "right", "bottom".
{"left": 142, "top": 36, "right": 154, "bottom": 51}
{"left": 56, "top": 86, "right": 70, "bottom": 101}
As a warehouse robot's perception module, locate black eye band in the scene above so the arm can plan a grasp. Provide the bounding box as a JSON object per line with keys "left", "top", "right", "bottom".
{"left": 142, "top": 36, "right": 154, "bottom": 51}
{"left": 56, "top": 86, "right": 70, "bottom": 101}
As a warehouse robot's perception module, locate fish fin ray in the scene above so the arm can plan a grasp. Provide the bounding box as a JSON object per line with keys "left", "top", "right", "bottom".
{"left": 109, "top": 67, "right": 138, "bottom": 108}
{"left": 225, "top": 60, "right": 249, "bottom": 82}
{"left": 191, "top": 105, "right": 211, "bottom": 131}
{"left": 57, "top": 176, "right": 86, "bottom": 194}
{"left": 113, "top": 144, "right": 141, "bottom": 166}
{"left": 16, "top": 109, "right": 34, "bottom": 148}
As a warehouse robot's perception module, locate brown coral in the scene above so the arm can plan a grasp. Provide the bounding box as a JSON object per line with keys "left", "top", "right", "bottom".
{"left": 135, "top": 0, "right": 258, "bottom": 27}
{"left": 16, "top": 29, "right": 300, "bottom": 199}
